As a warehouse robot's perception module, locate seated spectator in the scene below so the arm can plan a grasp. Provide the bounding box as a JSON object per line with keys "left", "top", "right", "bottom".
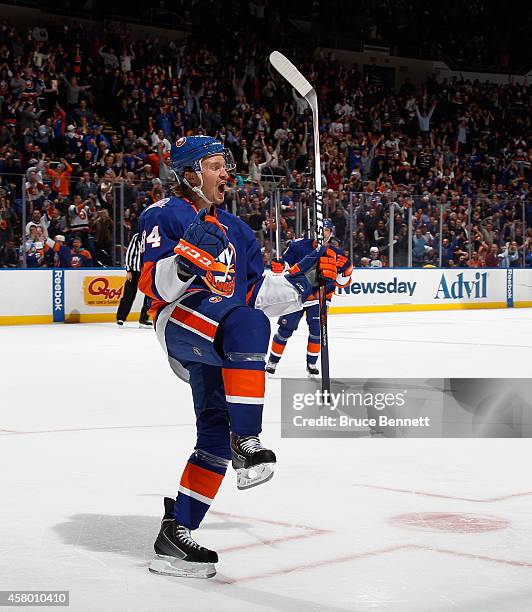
{"left": 369, "top": 246, "right": 383, "bottom": 268}
{"left": 0, "top": 239, "right": 18, "bottom": 267}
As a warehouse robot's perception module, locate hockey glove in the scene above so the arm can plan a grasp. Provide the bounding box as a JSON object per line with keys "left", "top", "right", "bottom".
{"left": 270, "top": 258, "right": 286, "bottom": 273}
{"left": 318, "top": 246, "right": 338, "bottom": 286}
{"left": 174, "top": 207, "right": 229, "bottom": 278}
{"left": 285, "top": 246, "right": 337, "bottom": 300}
{"left": 336, "top": 254, "right": 352, "bottom": 275}
{"left": 335, "top": 253, "right": 353, "bottom": 288}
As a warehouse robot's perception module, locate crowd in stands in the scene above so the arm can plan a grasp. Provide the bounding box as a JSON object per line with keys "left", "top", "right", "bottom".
{"left": 0, "top": 12, "right": 531, "bottom": 269}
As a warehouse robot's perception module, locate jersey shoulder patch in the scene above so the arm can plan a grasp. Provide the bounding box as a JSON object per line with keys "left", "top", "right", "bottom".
{"left": 145, "top": 197, "right": 171, "bottom": 211}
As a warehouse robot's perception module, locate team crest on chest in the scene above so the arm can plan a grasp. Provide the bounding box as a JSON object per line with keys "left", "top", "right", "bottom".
{"left": 203, "top": 242, "right": 236, "bottom": 298}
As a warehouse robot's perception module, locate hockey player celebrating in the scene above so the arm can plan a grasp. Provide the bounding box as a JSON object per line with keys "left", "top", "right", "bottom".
{"left": 266, "top": 219, "right": 353, "bottom": 376}
{"left": 138, "top": 135, "right": 338, "bottom": 578}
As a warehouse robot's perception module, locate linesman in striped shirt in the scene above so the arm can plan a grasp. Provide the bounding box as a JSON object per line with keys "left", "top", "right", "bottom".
{"left": 116, "top": 233, "right": 152, "bottom": 327}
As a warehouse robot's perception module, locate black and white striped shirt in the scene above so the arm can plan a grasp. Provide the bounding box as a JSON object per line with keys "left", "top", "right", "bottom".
{"left": 125, "top": 233, "right": 142, "bottom": 272}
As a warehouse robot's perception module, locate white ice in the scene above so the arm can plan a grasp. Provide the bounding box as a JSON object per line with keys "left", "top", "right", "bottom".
{"left": 1, "top": 309, "right": 532, "bottom": 612}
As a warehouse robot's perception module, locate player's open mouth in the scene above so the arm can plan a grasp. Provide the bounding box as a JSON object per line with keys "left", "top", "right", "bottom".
{"left": 217, "top": 182, "right": 226, "bottom": 195}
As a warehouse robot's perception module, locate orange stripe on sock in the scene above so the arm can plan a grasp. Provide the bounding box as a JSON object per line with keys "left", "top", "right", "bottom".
{"left": 222, "top": 368, "right": 265, "bottom": 399}
{"left": 307, "top": 341, "right": 321, "bottom": 354}
{"left": 180, "top": 462, "right": 224, "bottom": 500}
{"left": 271, "top": 340, "right": 286, "bottom": 355}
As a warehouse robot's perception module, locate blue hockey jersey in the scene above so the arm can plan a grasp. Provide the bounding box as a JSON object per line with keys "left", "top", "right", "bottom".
{"left": 138, "top": 196, "right": 305, "bottom": 319}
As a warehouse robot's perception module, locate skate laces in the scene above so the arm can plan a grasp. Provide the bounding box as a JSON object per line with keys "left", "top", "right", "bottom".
{"left": 176, "top": 526, "right": 200, "bottom": 550}
{"left": 238, "top": 436, "right": 263, "bottom": 454}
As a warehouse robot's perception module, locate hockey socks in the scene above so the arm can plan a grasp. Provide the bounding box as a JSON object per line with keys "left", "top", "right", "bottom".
{"left": 307, "top": 334, "right": 320, "bottom": 365}
{"left": 268, "top": 332, "right": 288, "bottom": 365}
{"left": 173, "top": 452, "right": 228, "bottom": 530}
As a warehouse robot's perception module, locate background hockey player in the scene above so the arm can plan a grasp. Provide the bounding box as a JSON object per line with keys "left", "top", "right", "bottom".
{"left": 137, "top": 135, "right": 338, "bottom": 578}
{"left": 266, "top": 219, "right": 353, "bottom": 376}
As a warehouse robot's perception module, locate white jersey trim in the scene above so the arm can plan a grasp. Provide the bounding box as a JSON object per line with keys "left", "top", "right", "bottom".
{"left": 169, "top": 316, "right": 214, "bottom": 342}
{"left": 154, "top": 254, "right": 194, "bottom": 303}
{"left": 174, "top": 302, "right": 218, "bottom": 326}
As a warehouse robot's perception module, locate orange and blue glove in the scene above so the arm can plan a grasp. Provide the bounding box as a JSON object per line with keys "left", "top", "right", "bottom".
{"left": 285, "top": 245, "right": 337, "bottom": 299}
{"left": 271, "top": 258, "right": 286, "bottom": 273}
{"left": 174, "top": 207, "right": 229, "bottom": 278}
{"left": 335, "top": 253, "right": 353, "bottom": 286}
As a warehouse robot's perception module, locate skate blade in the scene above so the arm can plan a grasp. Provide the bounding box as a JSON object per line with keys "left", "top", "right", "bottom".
{"left": 236, "top": 463, "right": 275, "bottom": 490}
{"left": 149, "top": 554, "right": 216, "bottom": 578}
{"left": 307, "top": 371, "right": 319, "bottom": 379}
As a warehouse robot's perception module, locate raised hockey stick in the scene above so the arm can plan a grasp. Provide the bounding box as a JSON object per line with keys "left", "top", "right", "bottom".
{"left": 274, "top": 189, "right": 281, "bottom": 259}
{"left": 269, "top": 51, "right": 330, "bottom": 398}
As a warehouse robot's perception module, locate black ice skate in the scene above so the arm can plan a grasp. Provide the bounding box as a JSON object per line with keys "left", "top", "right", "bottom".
{"left": 307, "top": 363, "right": 319, "bottom": 377}
{"left": 231, "top": 433, "right": 276, "bottom": 490}
{"left": 265, "top": 361, "right": 277, "bottom": 375}
{"left": 149, "top": 497, "right": 217, "bottom": 578}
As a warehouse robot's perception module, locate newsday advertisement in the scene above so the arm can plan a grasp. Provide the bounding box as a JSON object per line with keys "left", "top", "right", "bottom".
{"left": 331, "top": 268, "right": 508, "bottom": 311}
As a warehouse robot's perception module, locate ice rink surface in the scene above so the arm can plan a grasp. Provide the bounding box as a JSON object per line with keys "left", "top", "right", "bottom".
{"left": 1, "top": 308, "right": 532, "bottom": 611}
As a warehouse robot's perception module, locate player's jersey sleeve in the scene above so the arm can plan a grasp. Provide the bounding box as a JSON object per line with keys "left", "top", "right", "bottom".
{"left": 243, "top": 226, "right": 304, "bottom": 317}
{"left": 138, "top": 200, "right": 194, "bottom": 303}
{"left": 281, "top": 241, "right": 300, "bottom": 267}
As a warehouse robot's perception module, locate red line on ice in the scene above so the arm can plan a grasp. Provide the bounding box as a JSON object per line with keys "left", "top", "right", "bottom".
{"left": 353, "top": 483, "right": 532, "bottom": 503}
{"left": 0, "top": 423, "right": 194, "bottom": 435}
{"left": 223, "top": 545, "right": 414, "bottom": 584}
{"left": 209, "top": 509, "right": 328, "bottom": 556}
{"left": 210, "top": 509, "right": 329, "bottom": 533}
{"left": 224, "top": 544, "right": 532, "bottom": 584}
{"left": 219, "top": 532, "right": 322, "bottom": 554}
{"left": 418, "top": 546, "right": 532, "bottom": 569}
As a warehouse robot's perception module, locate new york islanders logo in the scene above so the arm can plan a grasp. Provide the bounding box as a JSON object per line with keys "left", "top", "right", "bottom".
{"left": 175, "top": 137, "right": 187, "bottom": 147}
{"left": 203, "top": 242, "right": 236, "bottom": 298}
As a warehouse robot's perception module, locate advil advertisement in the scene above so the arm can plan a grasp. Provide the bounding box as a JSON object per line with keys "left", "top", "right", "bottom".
{"left": 83, "top": 276, "right": 125, "bottom": 306}
{"left": 332, "top": 268, "right": 508, "bottom": 312}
